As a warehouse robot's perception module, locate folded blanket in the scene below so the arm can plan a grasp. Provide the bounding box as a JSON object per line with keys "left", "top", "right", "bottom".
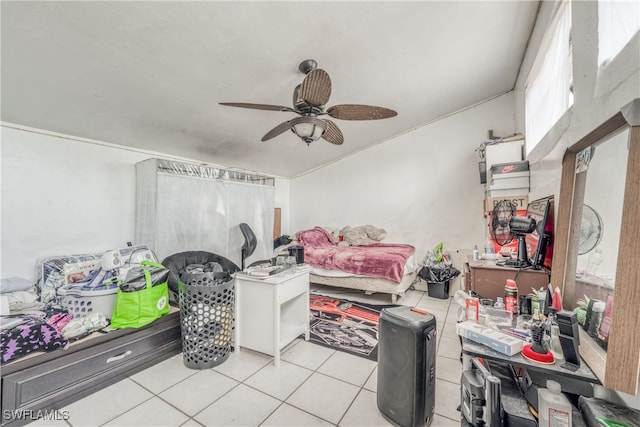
{"left": 296, "top": 227, "right": 415, "bottom": 282}
{"left": 1, "top": 319, "right": 68, "bottom": 363}
{"left": 3, "top": 288, "right": 45, "bottom": 315}
{"left": 0, "top": 277, "right": 33, "bottom": 293}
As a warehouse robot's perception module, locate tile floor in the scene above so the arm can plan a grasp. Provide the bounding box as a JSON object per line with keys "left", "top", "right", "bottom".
{"left": 29, "top": 285, "right": 463, "bottom": 427}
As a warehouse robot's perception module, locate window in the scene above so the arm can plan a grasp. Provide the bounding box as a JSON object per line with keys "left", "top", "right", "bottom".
{"left": 598, "top": 0, "right": 640, "bottom": 67}
{"left": 525, "top": 1, "right": 573, "bottom": 154}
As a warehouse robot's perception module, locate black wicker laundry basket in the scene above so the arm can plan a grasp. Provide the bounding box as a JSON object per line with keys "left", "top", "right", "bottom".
{"left": 163, "top": 251, "right": 240, "bottom": 369}
{"left": 178, "top": 272, "right": 235, "bottom": 369}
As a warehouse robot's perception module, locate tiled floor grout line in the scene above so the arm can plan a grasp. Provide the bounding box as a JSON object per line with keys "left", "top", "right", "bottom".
{"left": 127, "top": 355, "right": 277, "bottom": 426}
{"left": 335, "top": 386, "right": 369, "bottom": 427}
{"left": 238, "top": 293, "right": 450, "bottom": 427}
{"left": 188, "top": 379, "right": 245, "bottom": 423}
{"left": 61, "top": 290, "right": 464, "bottom": 427}
{"left": 243, "top": 353, "right": 319, "bottom": 426}
{"left": 249, "top": 338, "right": 341, "bottom": 426}
{"left": 267, "top": 332, "right": 380, "bottom": 427}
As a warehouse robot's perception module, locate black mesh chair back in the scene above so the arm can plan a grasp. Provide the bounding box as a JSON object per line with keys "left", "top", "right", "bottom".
{"left": 239, "top": 223, "right": 257, "bottom": 270}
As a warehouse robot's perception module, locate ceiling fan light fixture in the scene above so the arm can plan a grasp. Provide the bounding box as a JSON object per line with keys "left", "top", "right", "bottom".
{"left": 221, "top": 60, "right": 395, "bottom": 146}
{"left": 289, "top": 117, "right": 326, "bottom": 144}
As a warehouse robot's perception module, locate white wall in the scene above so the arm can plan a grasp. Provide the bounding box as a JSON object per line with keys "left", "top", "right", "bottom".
{"left": 1, "top": 125, "right": 149, "bottom": 280}
{"left": 514, "top": 0, "right": 640, "bottom": 406}
{"left": 0, "top": 125, "right": 285, "bottom": 282}
{"left": 289, "top": 93, "right": 516, "bottom": 282}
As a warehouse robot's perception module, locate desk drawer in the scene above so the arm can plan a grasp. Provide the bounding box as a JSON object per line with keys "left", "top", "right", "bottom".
{"left": 278, "top": 273, "right": 308, "bottom": 303}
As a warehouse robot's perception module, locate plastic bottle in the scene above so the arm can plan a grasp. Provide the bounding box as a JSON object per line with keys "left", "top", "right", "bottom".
{"left": 546, "top": 307, "right": 558, "bottom": 335}
{"left": 586, "top": 248, "right": 603, "bottom": 276}
{"left": 537, "top": 289, "right": 547, "bottom": 315}
{"left": 466, "top": 297, "right": 479, "bottom": 322}
{"left": 473, "top": 245, "right": 480, "bottom": 261}
{"left": 484, "top": 238, "right": 495, "bottom": 255}
{"left": 505, "top": 279, "right": 518, "bottom": 314}
{"left": 588, "top": 301, "right": 605, "bottom": 338}
{"left": 493, "top": 297, "right": 505, "bottom": 310}
{"left": 597, "top": 295, "right": 614, "bottom": 348}
{"left": 538, "top": 380, "right": 572, "bottom": 427}
{"left": 550, "top": 324, "right": 564, "bottom": 363}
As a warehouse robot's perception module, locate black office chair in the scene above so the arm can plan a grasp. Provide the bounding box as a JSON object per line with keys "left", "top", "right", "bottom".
{"left": 239, "top": 223, "right": 272, "bottom": 270}
{"left": 239, "top": 223, "right": 257, "bottom": 270}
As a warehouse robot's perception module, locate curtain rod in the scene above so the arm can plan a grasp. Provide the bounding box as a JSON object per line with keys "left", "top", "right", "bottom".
{"left": 154, "top": 159, "right": 275, "bottom": 186}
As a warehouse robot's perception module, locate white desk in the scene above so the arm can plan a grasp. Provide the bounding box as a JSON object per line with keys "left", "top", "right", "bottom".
{"left": 234, "top": 265, "right": 311, "bottom": 366}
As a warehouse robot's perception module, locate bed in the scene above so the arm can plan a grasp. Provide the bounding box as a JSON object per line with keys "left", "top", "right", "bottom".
{"left": 295, "top": 227, "right": 418, "bottom": 303}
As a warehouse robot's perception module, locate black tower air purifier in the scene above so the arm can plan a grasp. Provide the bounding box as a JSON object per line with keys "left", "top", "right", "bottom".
{"left": 377, "top": 306, "right": 437, "bottom": 427}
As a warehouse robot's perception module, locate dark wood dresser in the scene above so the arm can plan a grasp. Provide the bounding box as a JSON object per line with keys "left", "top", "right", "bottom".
{"left": 464, "top": 259, "right": 551, "bottom": 301}
{"left": 1, "top": 311, "right": 181, "bottom": 427}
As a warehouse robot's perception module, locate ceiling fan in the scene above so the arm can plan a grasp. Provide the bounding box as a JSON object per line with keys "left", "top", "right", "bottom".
{"left": 220, "top": 59, "right": 397, "bottom": 146}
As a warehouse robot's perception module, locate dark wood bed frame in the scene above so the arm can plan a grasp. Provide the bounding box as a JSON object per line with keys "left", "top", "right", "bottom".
{"left": 1, "top": 310, "right": 182, "bottom": 427}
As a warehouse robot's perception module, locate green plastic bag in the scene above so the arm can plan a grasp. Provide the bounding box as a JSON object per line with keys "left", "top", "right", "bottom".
{"left": 110, "top": 260, "right": 170, "bottom": 329}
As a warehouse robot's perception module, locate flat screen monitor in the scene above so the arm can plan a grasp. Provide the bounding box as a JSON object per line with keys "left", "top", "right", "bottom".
{"left": 525, "top": 196, "right": 554, "bottom": 270}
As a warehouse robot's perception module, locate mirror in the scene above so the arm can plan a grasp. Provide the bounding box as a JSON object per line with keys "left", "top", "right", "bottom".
{"left": 552, "top": 99, "right": 640, "bottom": 395}
{"left": 572, "top": 129, "right": 628, "bottom": 308}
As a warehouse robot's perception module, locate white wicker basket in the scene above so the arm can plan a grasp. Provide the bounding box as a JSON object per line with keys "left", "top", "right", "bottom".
{"left": 58, "top": 287, "right": 117, "bottom": 319}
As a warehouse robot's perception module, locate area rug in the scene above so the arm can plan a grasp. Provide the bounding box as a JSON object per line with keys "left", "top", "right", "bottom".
{"left": 308, "top": 294, "right": 397, "bottom": 361}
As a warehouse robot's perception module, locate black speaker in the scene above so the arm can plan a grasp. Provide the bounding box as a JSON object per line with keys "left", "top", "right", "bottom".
{"left": 287, "top": 245, "right": 304, "bottom": 264}
{"left": 377, "top": 306, "right": 437, "bottom": 427}
{"left": 557, "top": 310, "right": 581, "bottom": 369}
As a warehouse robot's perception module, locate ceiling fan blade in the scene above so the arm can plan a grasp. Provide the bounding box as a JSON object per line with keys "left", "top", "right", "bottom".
{"left": 327, "top": 104, "right": 397, "bottom": 120}
{"left": 322, "top": 120, "right": 344, "bottom": 145}
{"left": 300, "top": 69, "right": 331, "bottom": 107}
{"left": 261, "top": 121, "right": 291, "bottom": 142}
{"left": 219, "top": 102, "right": 294, "bottom": 112}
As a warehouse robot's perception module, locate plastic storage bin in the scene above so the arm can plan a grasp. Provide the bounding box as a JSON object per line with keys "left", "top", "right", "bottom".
{"left": 178, "top": 275, "right": 235, "bottom": 369}
{"left": 427, "top": 280, "right": 449, "bottom": 299}
{"left": 58, "top": 287, "right": 117, "bottom": 319}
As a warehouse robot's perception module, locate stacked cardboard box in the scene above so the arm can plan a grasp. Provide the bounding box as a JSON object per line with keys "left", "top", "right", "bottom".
{"left": 485, "top": 141, "right": 524, "bottom": 173}
{"left": 488, "top": 161, "right": 530, "bottom": 198}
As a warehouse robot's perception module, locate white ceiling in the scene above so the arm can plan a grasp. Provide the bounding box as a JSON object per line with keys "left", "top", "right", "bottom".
{"left": 1, "top": 1, "right": 539, "bottom": 178}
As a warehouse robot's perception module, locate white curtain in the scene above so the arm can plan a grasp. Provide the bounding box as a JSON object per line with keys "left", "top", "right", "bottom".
{"left": 226, "top": 181, "right": 276, "bottom": 266}
{"left": 525, "top": 1, "right": 573, "bottom": 154}
{"left": 135, "top": 159, "right": 275, "bottom": 266}
{"left": 598, "top": 0, "right": 640, "bottom": 67}
{"left": 154, "top": 174, "right": 231, "bottom": 259}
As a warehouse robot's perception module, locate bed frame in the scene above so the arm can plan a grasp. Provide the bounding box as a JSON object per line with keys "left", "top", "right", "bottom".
{"left": 1, "top": 310, "right": 181, "bottom": 427}
{"left": 309, "top": 271, "right": 418, "bottom": 304}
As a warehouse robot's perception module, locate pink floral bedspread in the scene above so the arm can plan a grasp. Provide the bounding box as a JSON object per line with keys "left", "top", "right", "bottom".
{"left": 296, "top": 227, "right": 415, "bottom": 283}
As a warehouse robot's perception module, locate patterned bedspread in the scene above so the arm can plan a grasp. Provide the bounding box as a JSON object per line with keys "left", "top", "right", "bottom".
{"left": 296, "top": 227, "right": 415, "bottom": 283}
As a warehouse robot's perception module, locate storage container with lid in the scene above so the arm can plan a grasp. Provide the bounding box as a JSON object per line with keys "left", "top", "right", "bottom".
{"left": 538, "top": 380, "right": 572, "bottom": 427}
{"left": 505, "top": 279, "right": 518, "bottom": 314}
{"left": 587, "top": 301, "right": 605, "bottom": 338}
